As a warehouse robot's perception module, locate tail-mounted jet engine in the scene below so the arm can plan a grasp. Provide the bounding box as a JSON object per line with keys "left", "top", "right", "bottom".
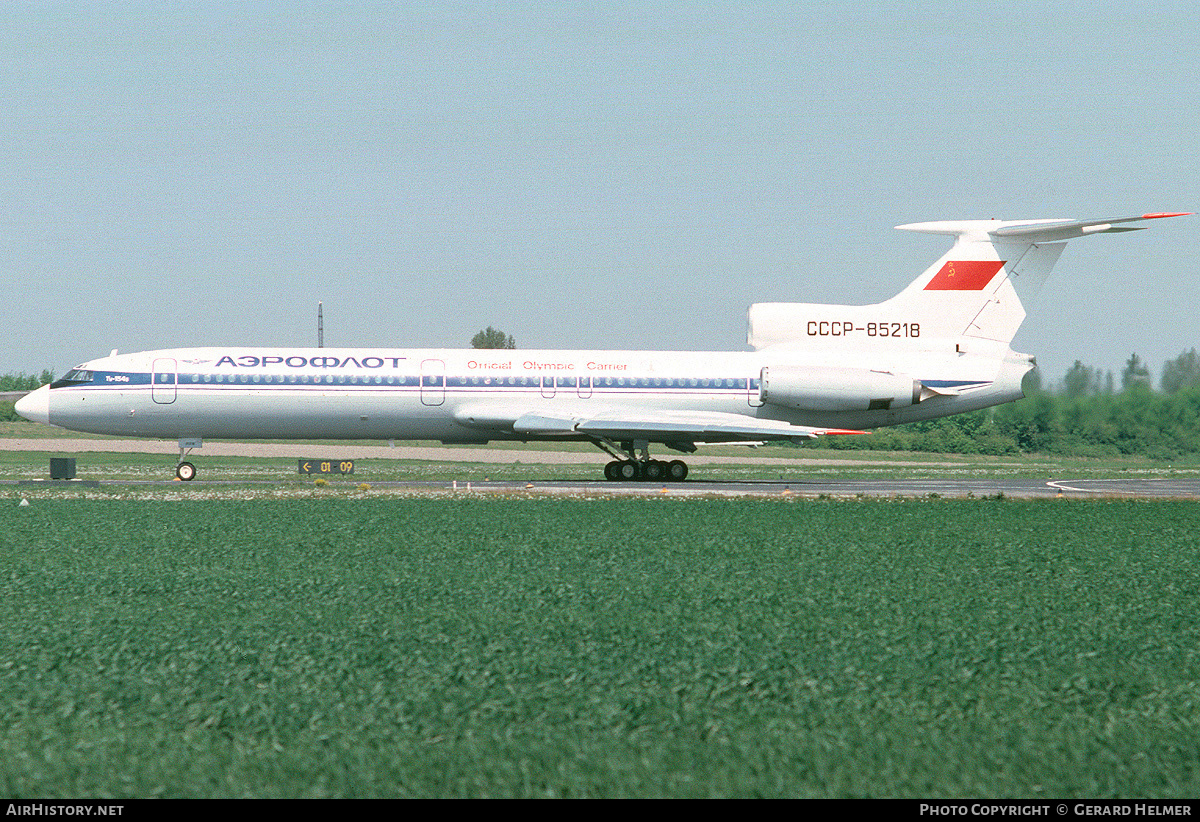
{"left": 759, "top": 365, "right": 932, "bottom": 412}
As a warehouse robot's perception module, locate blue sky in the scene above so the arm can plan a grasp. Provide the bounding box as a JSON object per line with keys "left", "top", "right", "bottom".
{"left": 3, "top": 0, "right": 1196, "bottom": 384}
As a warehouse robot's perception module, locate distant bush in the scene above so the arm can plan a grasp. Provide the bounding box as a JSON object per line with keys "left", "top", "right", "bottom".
{"left": 0, "top": 371, "right": 54, "bottom": 422}
{"left": 1, "top": 371, "right": 52, "bottom": 392}
{"left": 802, "top": 383, "right": 1200, "bottom": 459}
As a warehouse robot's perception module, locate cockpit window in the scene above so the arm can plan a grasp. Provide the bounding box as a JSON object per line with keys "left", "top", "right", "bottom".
{"left": 51, "top": 369, "right": 94, "bottom": 388}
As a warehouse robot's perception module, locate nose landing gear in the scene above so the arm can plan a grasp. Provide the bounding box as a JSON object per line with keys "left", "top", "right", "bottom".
{"left": 174, "top": 438, "right": 203, "bottom": 481}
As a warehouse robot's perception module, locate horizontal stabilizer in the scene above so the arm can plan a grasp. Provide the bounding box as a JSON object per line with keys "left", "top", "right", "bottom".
{"left": 988, "top": 212, "right": 1191, "bottom": 242}
{"left": 895, "top": 212, "right": 1190, "bottom": 241}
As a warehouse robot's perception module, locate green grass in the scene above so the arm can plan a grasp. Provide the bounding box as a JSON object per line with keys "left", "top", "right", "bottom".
{"left": 2, "top": 497, "right": 1199, "bottom": 797}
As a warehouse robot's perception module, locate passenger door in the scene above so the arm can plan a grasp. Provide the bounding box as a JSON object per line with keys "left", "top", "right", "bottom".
{"left": 152, "top": 358, "right": 177, "bottom": 404}
{"left": 420, "top": 359, "right": 445, "bottom": 406}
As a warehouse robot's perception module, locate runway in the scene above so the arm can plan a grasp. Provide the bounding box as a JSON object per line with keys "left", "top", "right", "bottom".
{"left": 9, "top": 476, "right": 1200, "bottom": 499}
{"left": 4, "top": 438, "right": 1198, "bottom": 498}
{"left": 369, "top": 477, "right": 1200, "bottom": 499}
{"left": 0, "top": 437, "right": 1001, "bottom": 468}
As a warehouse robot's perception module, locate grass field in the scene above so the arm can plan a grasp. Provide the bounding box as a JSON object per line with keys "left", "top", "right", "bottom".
{"left": 2, "top": 497, "right": 1199, "bottom": 797}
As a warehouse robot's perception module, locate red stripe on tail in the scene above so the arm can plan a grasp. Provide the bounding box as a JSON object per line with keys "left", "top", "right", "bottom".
{"left": 923, "top": 260, "right": 1005, "bottom": 291}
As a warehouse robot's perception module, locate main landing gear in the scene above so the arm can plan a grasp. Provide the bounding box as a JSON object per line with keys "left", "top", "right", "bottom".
{"left": 593, "top": 438, "right": 690, "bottom": 482}
{"left": 603, "top": 458, "right": 688, "bottom": 482}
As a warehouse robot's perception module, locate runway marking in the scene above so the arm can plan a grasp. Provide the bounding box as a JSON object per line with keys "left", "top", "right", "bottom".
{"left": 1047, "top": 478, "right": 1200, "bottom": 497}
{"left": 1047, "top": 480, "right": 1091, "bottom": 493}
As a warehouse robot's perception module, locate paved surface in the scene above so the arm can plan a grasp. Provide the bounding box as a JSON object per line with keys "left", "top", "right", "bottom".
{"left": 4, "top": 438, "right": 1198, "bottom": 499}
{"left": 0, "top": 437, "right": 1000, "bottom": 467}
{"left": 8, "top": 475, "right": 1200, "bottom": 500}
{"left": 372, "top": 477, "right": 1200, "bottom": 499}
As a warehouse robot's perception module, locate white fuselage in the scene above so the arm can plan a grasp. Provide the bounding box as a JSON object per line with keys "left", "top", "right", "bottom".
{"left": 31, "top": 345, "right": 1030, "bottom": 443}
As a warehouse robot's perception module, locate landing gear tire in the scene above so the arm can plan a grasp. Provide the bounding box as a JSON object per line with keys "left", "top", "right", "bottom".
{"left": 616, "top": 461, "right": 640, "bottom": 481}
{"left": 666, "top": 460, "right": 688, "bottom": 482}
{"left": 604, "top": 461, "right": 621, "bottom": 481}
{"left": 176, "top": 461, "right": 197, "bottom": 482}
{"left": 643, "top": 460, "right": 666, "bottom": 481}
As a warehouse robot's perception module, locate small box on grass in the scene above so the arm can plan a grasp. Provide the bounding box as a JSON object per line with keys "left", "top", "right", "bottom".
{"left": 50, "top": 458, "right": 76, "bottom": 480}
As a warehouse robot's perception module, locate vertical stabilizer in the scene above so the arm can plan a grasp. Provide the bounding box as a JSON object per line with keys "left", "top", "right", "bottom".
{"left": 747, "top": 213, "right": 1189, "bottom": 351}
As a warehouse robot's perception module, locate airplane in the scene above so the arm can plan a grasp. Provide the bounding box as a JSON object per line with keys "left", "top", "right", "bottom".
{"left": 16, "top": 212, "right": 1189, "bottom": 482}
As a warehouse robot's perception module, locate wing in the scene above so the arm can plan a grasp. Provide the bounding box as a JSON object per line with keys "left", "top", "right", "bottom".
{"left": 454, "top": 403, "right": 865, "bottom": 443}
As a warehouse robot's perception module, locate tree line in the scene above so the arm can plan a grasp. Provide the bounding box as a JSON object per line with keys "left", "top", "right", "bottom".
{"left": 0, "top": 371, "right": 54, "bottom": 422}
{"left": 817, "top": 349, "right": 1200, "bottom": 460}
{"left": 1, "top": 372, "right": 53, "bottom": 392}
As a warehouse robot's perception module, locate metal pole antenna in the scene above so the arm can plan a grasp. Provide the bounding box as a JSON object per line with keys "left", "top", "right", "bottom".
{"left": 318, "top": 302, "right": 324, "bottom": 348}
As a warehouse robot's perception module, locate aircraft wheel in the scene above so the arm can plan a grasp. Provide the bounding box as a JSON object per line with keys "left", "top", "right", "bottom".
{"left": 176, "top": 462, "right": 197, "bottom": 482}
{"left": 643, "top": 460, "right": 665, "bottom": 481}
{"left": 604, "top": 461, "right": 621, "bottom": 481}
{"left": 616, "top": 461, "right": 639, "bottom": 481}
{"left": 666, "top": 460, "right": 688, "bottom": 482}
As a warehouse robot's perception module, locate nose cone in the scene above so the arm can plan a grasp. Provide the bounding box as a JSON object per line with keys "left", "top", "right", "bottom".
{"left": 14, "top": 384, "right": 51, "bottom": 425}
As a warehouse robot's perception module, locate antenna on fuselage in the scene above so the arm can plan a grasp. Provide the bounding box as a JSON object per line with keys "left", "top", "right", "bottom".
{"left": 318, "top": 302, "right": 324, "bottom": 348}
